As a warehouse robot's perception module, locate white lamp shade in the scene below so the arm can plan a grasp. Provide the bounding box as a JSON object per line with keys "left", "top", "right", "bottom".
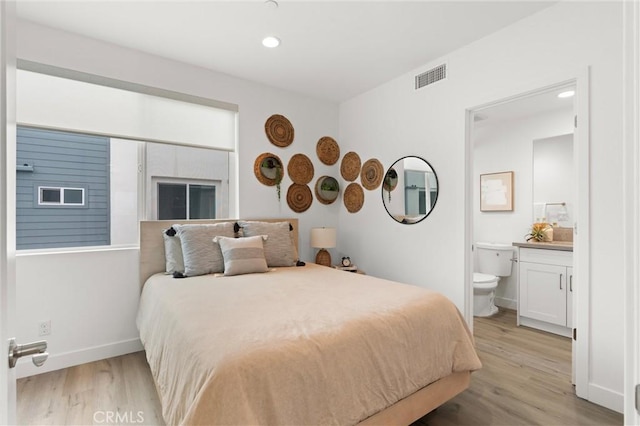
{"left": 310, "top": 227, "right": 336, "bottom": 249}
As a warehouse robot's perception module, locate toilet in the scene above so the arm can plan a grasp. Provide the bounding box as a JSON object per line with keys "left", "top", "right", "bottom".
{"left": 473, "top": 242, "right": 514, "bottom": 317}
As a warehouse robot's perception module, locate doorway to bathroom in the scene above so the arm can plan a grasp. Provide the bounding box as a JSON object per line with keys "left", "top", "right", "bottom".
{"left": 464, "top": 73, "right": 590, "bottom": 401}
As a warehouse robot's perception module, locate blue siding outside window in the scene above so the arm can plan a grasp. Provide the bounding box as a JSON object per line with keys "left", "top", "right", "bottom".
{"left": 16, "top": 127, "right": 111, "bottom": 249}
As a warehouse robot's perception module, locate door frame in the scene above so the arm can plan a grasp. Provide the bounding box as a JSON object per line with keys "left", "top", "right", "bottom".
{"left": 0, "top": 1, "right": 17, "bottom": 423}
{"left": 623, "top": 0, "right": 640, "bottom": 423}
{"left": 464, "top": 68, "right": 590, "bottom": 400}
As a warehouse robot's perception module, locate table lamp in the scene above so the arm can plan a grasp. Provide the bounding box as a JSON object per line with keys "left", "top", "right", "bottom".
{"left": 311, "top": 227, "right": 336, "bottom": 267}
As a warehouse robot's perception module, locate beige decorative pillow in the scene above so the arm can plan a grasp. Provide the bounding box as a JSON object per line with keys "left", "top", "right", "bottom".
{"left": 174, "top": 222, "right": 235, "bottom": 277}
{"left": 238, "top": 221, "right": 297, "bottom": 267}
{"left": 214, "top": 235, "right": 269, "bottom": 276}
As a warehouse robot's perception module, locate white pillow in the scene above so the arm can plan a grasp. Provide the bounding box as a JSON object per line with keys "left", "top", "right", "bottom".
{"left": 174, "top": 222, "right": 236, "bottom": 277}
{"left": 162, "top": 227, "right": 184, "bottom": 274}
{"left": 214, "top": 235, "right": 269, "bottom": 276}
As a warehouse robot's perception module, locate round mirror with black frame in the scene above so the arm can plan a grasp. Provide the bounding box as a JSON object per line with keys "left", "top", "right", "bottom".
{"left": 382, "top": 156, "right": 439, "bottom": 224}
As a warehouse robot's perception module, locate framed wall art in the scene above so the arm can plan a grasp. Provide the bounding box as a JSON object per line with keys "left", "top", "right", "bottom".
{"left": 480, "top": 171, "right": 514, "bottom": 212}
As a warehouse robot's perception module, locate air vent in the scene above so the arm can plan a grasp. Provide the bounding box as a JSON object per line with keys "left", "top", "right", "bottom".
{"left": 415, "top": 64, "right": 447, "bottom": 90}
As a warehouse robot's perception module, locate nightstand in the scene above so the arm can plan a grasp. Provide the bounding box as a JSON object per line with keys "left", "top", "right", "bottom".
{"left": 333, "top": 265, "right": 365, "bottom": 274}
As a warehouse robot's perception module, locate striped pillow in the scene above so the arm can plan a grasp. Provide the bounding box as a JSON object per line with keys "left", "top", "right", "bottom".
{"left": 214, "top": 235, "right": 269, "bottom": 276}
{"left": 174, "top": 222, "right": 235, "bottom": 277}
{"left": 237, "top": 221, "right": 297, "bottom": 267}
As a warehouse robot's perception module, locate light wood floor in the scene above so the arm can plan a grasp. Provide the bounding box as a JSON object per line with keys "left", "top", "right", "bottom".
{"left": 415, "top": 309, "right": 622, "bottom": 426}
{"left": 18, "top": 309, "right": 623, "bottom": 425}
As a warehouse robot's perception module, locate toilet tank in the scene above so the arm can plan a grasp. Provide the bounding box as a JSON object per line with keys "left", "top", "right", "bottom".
{"left": 475, "top": 242, "right": 514, "bottom": 277}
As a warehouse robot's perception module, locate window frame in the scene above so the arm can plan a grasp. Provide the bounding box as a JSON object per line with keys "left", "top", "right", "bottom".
{"left": 155, "top": 178, "right": 219, "bottom": 220}
{"left": 37, "top": 185, "right": 86, "bottom": 207}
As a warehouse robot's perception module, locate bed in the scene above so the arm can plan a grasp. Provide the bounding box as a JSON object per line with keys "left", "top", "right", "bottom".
{"left": 137, "top": 218, "right": 481, "bottom": 425}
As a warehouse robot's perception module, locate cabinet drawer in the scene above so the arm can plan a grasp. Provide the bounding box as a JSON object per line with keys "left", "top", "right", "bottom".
{"left": 518, "top": 247, "right": 573, "bottom": 266}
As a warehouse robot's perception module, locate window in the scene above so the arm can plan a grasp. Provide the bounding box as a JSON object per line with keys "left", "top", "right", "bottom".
{"left": 38, "top": 186, "right": 85, "bottom": 206}
{"left": 16, "top": 66, "right": 236, "bottom": 250}
{"left": 17, "top": 127, "right": 231, "bottom": 250}
{"left": 157, "top": 182, "right": 216, "bottom": 220}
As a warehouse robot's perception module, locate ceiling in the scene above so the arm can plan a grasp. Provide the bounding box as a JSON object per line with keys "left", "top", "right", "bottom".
{"left": 16, "top": 1, "right": 557, "bottom": 103}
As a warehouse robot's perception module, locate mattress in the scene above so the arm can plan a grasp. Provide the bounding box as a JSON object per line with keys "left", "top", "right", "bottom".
{"left": 136, "top": 263, "right": 481, "bottom": 425}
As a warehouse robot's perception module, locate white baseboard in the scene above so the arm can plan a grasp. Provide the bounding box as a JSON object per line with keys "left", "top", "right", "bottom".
{"left": 495, "top": 296, "right": 517, "bottom": 310}
{"left": 588, "top": 383, "right": 624, "bottom": 414}
{"left": 16, "top": 338, "right": 143, "bottom": 378}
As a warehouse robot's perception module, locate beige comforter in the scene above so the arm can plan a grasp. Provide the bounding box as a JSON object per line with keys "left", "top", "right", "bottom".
{"left": 137, "top": 263, "right": 481, "bottom": 425}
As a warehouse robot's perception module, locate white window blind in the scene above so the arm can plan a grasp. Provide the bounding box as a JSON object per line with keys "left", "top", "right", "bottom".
{"left": 17, "top": 69, "right": 237, "bottom": 151}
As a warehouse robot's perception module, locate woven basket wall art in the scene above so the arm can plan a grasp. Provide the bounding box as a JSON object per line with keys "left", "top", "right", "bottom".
{"left": 340, "top": 151, "right": 361, "bottom": 182}
{"left": 287, "top": 153, "right": 314, "bottom": 185}
{"left": 360, "top": 158, "right": 384, "bottom": 190}
{"left": 315, "top": 176, "right": 340, "bottom": 205}
{"left": 265, "top": 114, "right": 294, "bottom": 147}
{"left": 286, "top": 183, "right": 313, "bottom": 213}
{"left": 382, "top": 167, "right": 399, "bottom": 192}
{"left": 343, "top": 182, "right": 364, "bottom": 213}
{"left": 316, "top": 136, "right": 340, "bottom": 165}
{"left": 254, "top": 152, "right": 284, "bottom": 186}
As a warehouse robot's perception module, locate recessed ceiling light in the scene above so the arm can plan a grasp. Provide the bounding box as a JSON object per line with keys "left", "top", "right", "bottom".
{"left": 558, "top": 90, "right": 575, "bottom": 98}
{"left": 262, "top": 36, "right": 280, "bottom": 48}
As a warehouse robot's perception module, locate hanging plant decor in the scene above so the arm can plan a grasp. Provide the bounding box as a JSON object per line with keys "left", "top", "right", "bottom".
{"left": 254, "top": 152, "right": 285, "bottom": 200}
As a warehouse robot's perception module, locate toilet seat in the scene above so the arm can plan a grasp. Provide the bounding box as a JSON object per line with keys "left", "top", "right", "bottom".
{"left": 473, "top": 272, "right": 499, "bottom": 289}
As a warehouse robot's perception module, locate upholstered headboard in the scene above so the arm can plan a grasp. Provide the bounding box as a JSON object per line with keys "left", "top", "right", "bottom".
{"left": 139, "top": 218, "right": 299, "bottom": 287}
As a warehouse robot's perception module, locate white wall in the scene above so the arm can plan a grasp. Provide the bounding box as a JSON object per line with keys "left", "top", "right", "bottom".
{"left": 15, "top": 248, "right": 142, "bottom": 377}
{"left": 473, "top": 109, "right": 573, "bottom": 308}
{"left": 338, "top": 1, "right": 623, "bottom": 412}
{"left": 14, "top": 19, "right": 339, "bottom": 377}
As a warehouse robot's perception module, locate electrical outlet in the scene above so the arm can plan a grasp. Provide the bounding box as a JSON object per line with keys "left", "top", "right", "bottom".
{"left": 38, "top": 320, "right": 51, "bottom": 336}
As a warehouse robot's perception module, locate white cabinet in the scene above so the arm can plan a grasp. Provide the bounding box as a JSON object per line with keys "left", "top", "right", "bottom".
{"left": 517, "top": 247, "right": 573, "bottom": 337}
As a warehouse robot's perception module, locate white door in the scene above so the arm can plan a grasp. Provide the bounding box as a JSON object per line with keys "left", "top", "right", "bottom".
{"left": 0, "top": 1, "right": 17, "bottom": 423}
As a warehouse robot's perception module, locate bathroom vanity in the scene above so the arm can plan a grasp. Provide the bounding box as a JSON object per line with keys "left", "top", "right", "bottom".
{"left": 513, "top": 241, "right": 574, "bottom": 338}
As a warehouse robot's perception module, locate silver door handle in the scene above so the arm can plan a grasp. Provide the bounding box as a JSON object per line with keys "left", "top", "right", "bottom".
{"left": 8, "top": 338, "right": 48, "bottom": 368}
{"left": 560, "top": 273, "right": 563, "bottom": 290}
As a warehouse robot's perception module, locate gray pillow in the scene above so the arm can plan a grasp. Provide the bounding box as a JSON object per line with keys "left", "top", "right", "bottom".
{"left": 214, "top": 235, "right": 269, "bottom": 276}
{"left": 174, "top": 222, "right": 235, "bottom": 276}
{"left": 238, "top": 221, "right": 297, "bottom": 267}
{"left": 162, "top": 227, "right": 184, "bottom": 274}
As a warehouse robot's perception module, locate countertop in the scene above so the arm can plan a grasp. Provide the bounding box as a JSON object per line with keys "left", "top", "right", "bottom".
{"left": 512, "top": 241, "right": 573, "bottom": 252}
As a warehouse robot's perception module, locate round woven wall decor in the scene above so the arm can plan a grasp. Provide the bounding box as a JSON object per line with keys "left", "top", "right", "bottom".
{"left": 254, "top": 152, "right": 284, "bottom": 186}
{"left": 343, "top": 182, "right": 364, "bottom": 213}
{"left": 382, "top": 167, "right": 399, "bottom": 192}
{"left": 287, "top": 153, "right": 314, "bottom": 185}
{"left": 265, "top": 114, "right": 294, "bottom": 147}
{"left": 286, "top": 183, "right": 313, "bottom": 213}
{"left": 316, "top": 136, "right": 340, "bottom": 165}
{"left": 340, "top": 151, "right": 361, "bottom": 181}
{"left": 360, "top": 158, "right": 384, "bottom": 190}
{"left": 315, "top": 176, "right": 340, "bottom": 205}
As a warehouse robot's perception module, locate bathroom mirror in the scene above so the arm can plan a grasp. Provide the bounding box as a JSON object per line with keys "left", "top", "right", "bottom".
{"left": 532, "top": 134, "right": 573, "bottom": 226}
{"left": 382, "top": 156, "right": 439, "bottom": 224}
